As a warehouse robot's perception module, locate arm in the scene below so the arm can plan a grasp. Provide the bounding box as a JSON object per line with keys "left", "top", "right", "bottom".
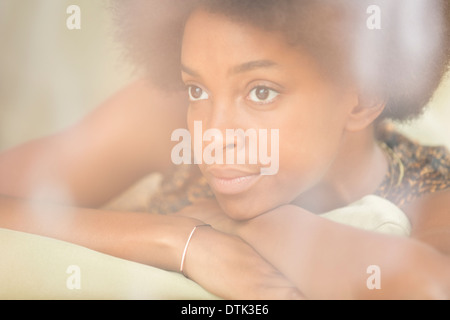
{"left": 0, "top": 79, "right": 191, "bottom": 268}
{"left": 0, "top": 79, "right": 188, "bottom": 207}
{"left": 0, "top": 194, "right": 199, "bottom": 272}
{"left": 0, "top": 194, "right": 301, "bottom": 299}
{"left": 234, "top": 203, "right": 450, "bottom": 299}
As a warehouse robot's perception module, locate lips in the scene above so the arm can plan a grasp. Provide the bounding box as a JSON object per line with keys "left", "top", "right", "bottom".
{"left": 205, "top": 167, "right": 262, "bottom": 195}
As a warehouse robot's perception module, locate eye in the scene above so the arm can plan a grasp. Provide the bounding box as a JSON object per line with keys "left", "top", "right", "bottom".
{"left": 247, "top": 86, "right": 280, "bottom": 104}
{"left": 187, "top": 85, "right": 209, "bottom": 101}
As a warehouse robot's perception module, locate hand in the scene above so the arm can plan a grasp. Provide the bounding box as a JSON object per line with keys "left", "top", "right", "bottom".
{"left": 173, "top": 200, "right": 304, "bottom": 299}
{"left": 182, "top": 224, "right": 304, "bottom": 300}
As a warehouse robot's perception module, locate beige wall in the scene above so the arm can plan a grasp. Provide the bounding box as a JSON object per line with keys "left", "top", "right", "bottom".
{"left": 0, "top": 0, "right": 133, "bottom": 150}
{"left": 0, "top": 1, "right": 449, "bottom": 151}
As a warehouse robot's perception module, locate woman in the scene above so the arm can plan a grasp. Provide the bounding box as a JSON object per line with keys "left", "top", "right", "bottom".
{"left": 0, "top": 0, "right": 449, "bottom": 299}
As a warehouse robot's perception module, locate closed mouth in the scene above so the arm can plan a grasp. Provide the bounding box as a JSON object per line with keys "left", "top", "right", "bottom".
{"left": 205, "top": 167, "right": 262, "bottom": 195}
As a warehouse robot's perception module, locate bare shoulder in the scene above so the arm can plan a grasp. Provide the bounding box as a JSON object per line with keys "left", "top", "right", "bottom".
{"left": 403, "top": 190, "right": 450, "bottom": 254}
{"left": 82, "top": 78, "right": 188, "bottom": 140}
{"left": 0, "top": 78, "right": 189, "bottom": 207}
{"left": 71, "top": 78, "right": 189, "bottom": 173}
{"left": 102, "top": 78, "right": 188, "bottom": 123}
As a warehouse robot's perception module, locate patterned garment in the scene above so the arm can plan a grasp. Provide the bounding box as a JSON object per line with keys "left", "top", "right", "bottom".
{"left": 147, "top": 164, "right": 213, "bottom": 214}
{"left": 374, "top": 124, "right": 450, "bottom": 207}
{"left": 147, "top": 123, "right": 450, "bottom": 214}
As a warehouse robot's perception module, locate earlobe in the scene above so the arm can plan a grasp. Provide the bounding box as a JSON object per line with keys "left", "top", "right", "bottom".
{"left": 345, "top": 95, "right": 386, "bottom": 132}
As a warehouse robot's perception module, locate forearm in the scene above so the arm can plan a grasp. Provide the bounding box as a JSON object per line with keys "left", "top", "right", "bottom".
{"left": 0, "top": 195, "right": 200, "bottom": 272}
{"left": 235, "top": 205, "right": 450, "bottom": 299}
{"left": 0, "top": 133, "right": 146, "bottom": 208}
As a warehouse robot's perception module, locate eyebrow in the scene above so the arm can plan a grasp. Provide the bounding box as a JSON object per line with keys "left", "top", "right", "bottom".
{"left": 181, "top": 59, "right": 278, "bottom": 78}
{"left": 181, "top": 64, "right": 200, "bottom": 77}
{"left": 230, "top": 60, "right": 278, "bottom": 75}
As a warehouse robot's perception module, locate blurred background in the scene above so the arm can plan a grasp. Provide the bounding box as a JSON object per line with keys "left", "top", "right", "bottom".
{"left": 0, "top": 0, "right": 449, "bottom": 152}
{"left": 0, "top": 0, "right": 133, "bottom": 151}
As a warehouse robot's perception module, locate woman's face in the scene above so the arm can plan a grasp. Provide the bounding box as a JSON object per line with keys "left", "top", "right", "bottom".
{"left": 181, "top": 9, "right": 357, "bottom": 220}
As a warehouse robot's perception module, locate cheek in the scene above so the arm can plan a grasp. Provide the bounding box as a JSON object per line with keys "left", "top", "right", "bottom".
{"left": 186, "top": 107, "right": 196, "bottom": 131}
{"left": 278, "top": 142, "right": 334, "bottom": 193}
{"left": 276, "top": 114, "right": 344, "bottom": 190}
{"left": 187, "top": 103, "right": 208, "bottom": 127}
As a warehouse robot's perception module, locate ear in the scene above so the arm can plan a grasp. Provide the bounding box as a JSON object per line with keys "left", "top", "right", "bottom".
{"left": 345, "top": 95, "right": 385, "bottom": 132}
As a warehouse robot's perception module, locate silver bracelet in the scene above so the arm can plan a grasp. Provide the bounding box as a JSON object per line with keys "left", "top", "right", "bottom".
{"left": 180, "top": 224, "right": 211, "bottom": 277}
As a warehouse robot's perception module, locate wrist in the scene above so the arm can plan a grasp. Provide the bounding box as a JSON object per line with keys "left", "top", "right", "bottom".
{"left": 122, "top": 213, "right": 203, "bottom": 272}
{"left": 178, "top": 224, "right": 217, "bottom": 279}
{"left": 179, "top": 223, "right": 211, "bottom": 276}
{"left": 156, "top": 215, "right": 205, "bottom": 272}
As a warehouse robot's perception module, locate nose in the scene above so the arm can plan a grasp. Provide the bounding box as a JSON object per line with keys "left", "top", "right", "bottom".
{"left": 206, "top": 97, "right": 238, "bottom": 132}
{"left": 201, "top": 99, "right": 248, "bottom": 164}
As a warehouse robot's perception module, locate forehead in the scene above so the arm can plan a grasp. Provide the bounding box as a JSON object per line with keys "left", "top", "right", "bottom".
{"left": 180, "top": 8, "right": 334, "bottom": 91}
{"left": 181, "top": 9, "right": 302, "bottom": 66}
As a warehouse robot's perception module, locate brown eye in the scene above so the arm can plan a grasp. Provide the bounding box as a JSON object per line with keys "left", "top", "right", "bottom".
{"left": 248, "top": 86, "right": 280, "bottom": 104}
{"left": 255, "top": 87, "right": 270, "bottom": 100}
{"left": 187, "top": 85, "right": 209, "bottom": 101}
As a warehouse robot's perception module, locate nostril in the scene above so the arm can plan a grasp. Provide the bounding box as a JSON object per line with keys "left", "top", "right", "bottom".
{"left": 225, "top": 142, "right": 235, "bottom": 150}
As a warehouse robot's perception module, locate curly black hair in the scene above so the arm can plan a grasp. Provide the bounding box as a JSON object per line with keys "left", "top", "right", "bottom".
{"left": 112, "top": 0, "right": 450, "bottom": 122}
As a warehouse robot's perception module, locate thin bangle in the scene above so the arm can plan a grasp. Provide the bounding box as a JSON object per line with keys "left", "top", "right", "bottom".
{"left": 180, "top": 224, "right": 211, "bottom": 277}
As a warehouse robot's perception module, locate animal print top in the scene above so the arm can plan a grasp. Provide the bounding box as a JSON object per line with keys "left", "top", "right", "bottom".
{"left": 374, "top": 124, "right": 450, "bottom": 207}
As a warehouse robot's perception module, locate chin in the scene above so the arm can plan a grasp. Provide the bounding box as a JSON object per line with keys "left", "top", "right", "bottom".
{"left": 215, "top": 193, "right": 275, "bottom": 221}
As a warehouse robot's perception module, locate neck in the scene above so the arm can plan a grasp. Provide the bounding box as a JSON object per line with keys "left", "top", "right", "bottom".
{"left": 292, "top": 126, "right": 388, "bottom": 213}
